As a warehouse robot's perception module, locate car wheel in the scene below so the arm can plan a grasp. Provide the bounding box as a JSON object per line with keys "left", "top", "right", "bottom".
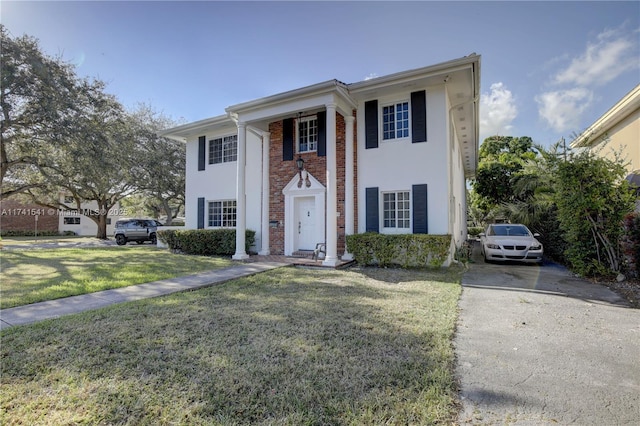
{"left": 115, "top": 234, "right": 127, "bottom": 246}
{"left": 150, "top": 233, "right": 157, "bottom": 245}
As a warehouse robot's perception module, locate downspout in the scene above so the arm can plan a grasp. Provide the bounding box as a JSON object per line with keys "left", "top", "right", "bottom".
{"left": 445, "top": 70, "right": 479, "bottom": 262}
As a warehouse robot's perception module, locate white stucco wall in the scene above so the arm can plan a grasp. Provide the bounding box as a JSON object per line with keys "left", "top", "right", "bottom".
{"left": 185, "top": 128, "right": 263, "bottom": 252}
{"left": 356, "top": 85, "right": 451, "bottom": 235}
{"left": 58, "top": 200, "right": 122, "bottom": 236}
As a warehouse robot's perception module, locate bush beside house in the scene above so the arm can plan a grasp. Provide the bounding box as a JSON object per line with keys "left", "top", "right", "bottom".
{"left": 346, "top": 233, "right": 451, "bottom": 268}
{"left": 158, "top": 229, "right": 256, "bottom": 256}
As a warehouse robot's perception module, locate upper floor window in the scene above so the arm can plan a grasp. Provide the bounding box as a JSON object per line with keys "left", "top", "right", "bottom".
{"left": 297, "top": 116, "right": 318, "bottom": 153}
{"left": 209, "top": 135, "right": 238, "bottom": 164}
{"left": 382, "top": 101, "right": 409, "bottom": 140}
{"left": 383, "top": 191, "right": 410, "bottom": 229}
{"left": 208, "top": 200, "right": 236, "bottom": 228}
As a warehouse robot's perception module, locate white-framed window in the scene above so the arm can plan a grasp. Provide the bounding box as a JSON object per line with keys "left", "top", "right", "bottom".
{"left": 63, "top": 217, "right": 81, "bottom": 225}
{"left": 382, "top": 191, "right": 411, "bottom": 230}
{"left": 382, "top": 101, "right": 410, "bottom": 140}
{"left": 209, "top": 135, "right": 238, "bottom": 164}
{"left": 207, "top": 200, "right": 236, "bottom": 227}
{"left": 297, "top": 115, "right": 318, "bottom": 153}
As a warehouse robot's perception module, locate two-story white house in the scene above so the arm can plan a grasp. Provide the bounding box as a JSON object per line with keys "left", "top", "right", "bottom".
{"left": 161, "top": 54, "right": 480, "bottom": 266}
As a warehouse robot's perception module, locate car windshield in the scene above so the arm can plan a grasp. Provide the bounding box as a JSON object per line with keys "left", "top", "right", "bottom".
{"left": 489, "top": 225, "right": 530, "bottom": 237}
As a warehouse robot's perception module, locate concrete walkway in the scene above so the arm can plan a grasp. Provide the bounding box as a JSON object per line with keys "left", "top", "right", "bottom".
{"left": 0, "top": 261, "right": 288, "bottom": 330}
{"left": 456, "top": 245, "right": 640, "bottom": 425}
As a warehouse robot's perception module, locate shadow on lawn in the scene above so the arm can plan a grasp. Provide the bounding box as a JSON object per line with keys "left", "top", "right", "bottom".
{"left": 1, "top": 248, "right": 160, "bottom": 309}
{"left": 2, "top": 267, "right": 459, "bottom": 424}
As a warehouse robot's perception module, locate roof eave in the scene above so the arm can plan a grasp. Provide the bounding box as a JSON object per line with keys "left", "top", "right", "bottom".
{"left": 226, "top": 79, "right": 350, "bottom": 115}
{"left": 571, "top": 83, "right": 640, "bottom": 148}
{"left": 349, "top": 53, "right": 480, "bottom": 93}
{"left": 159, "top": 114, "right": 233, "bottom": 142}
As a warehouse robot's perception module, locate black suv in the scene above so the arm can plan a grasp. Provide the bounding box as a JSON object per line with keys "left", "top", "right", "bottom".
{"left": 113, "top": 219, "right": 161, "bottom": 245}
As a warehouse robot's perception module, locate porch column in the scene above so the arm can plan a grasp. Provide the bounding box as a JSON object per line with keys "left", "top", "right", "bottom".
{"left": 342, "top": 114, "right": 355, "bottom": 261}
{"left": 233, "top": 122, "right": 249, "bottom": 260}
{"left": 323, "top": 103, "right": 339, "bottom": 266}
{"left": 259, "top": 131, "right": 271, "bottom": 255}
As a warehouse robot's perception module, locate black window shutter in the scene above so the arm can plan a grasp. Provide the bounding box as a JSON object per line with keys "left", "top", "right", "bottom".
{"left": 317, "top": 111, "right": 326, "bottom": 157}
{"left": 411, "top": 90, "right": 427, "bottom": 143}
{"left": 365, "top": 100, "right": 379, "bottom": 149}
{"left": 197, "top": 197, "right": 205, "bottom": 229}
{"left": 198, "top": 136, "right": 206, "bottom": 171}
{"left": 365, "top": 187, "right": 379, "bottom": 233}
{"left": 412, "top": 184, "right": 428, "bottom": 234}
{"left": 283, "top": 118, "right": 294, "bottom": 161}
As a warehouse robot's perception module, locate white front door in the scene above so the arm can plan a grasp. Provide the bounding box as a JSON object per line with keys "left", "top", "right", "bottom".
{"left": 295, "top": 197, "right": 316, "bottom": 251}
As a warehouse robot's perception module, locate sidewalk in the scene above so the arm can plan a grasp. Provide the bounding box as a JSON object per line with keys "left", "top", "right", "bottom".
{"left": 0, "top": 261, "right": 288, "bottom": 330}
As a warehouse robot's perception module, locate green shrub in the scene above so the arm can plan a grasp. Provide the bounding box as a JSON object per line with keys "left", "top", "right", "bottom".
{"left": 0, "top": 230, "right": 61, "bottom": 237}
{"left": 157, "top": 229, "right": 256, "bottom": 256}
{"left": 622, "top": 212, "right": 640, "bottom": 278}
{"left": 346, "top": 233, "right": 451, "bottom": 268}
{"left": 467, "top": 226, "right": 484, "bottom": 238}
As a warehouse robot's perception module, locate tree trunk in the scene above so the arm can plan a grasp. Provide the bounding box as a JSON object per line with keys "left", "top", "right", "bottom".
{"left": 162, "top": 199, "right": 173, "bottom": 226}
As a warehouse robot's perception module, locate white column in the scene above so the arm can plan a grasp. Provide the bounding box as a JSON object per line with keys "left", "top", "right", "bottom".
{"left": 233, "top": 122, "right": 249, "bottom": 260}
{"left": 342, "top": 115, "right": 355, "bottom": 261}
{"left": 323, "top": 103, "right": 339, "bottom": 266}
{"left": 259, "top": 132, "right": 271, "bottom": 255}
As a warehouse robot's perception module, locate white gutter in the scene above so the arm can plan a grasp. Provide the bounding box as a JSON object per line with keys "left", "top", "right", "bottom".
{"left": 158, "top": 114, "right": 233, "bottom": 142}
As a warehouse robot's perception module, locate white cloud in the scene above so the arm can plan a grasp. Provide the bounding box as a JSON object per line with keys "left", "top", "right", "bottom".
{"left": 364, "top": 73, "right": 378, "bottom": 81}
{"left": 554, "top": 33, "right": 637, "bottom": 87}
{"left": 536, "top": 87, "right": 593, "bottom": 133}
{"left": 537, "top": 25, "right": 639, "bottom": 133}
{"left": 480, "top": 82, "right": 517, "bottom": 138}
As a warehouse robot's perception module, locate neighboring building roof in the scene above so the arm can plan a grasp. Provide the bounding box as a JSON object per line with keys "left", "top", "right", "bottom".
{"left": 571, "top": 84, "right": 640, "bottom": 148}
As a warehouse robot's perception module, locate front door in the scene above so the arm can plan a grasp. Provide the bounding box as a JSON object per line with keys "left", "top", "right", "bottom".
{"left": 295, "top": 197, "right": 316, "bottom": 251}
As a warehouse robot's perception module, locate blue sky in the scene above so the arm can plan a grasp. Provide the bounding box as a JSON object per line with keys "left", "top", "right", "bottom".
{"left": 2, "top": 1, "right": 639, "bottom": 147}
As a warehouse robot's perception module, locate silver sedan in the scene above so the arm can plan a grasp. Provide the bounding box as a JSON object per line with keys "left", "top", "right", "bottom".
{"left": 479, "top": 224, "right": 543, "bottom": 264}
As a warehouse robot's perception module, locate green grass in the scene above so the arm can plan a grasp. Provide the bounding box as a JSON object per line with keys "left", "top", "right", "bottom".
{"left": 1, "top": 266, "right": 463, "bottom": 425}
{"left": 0, "top": 247, "right": 233, "bottom": 309}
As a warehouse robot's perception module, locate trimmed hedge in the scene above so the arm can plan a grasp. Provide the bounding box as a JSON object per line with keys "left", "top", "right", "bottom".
{"left": 157, "top": 229, "right": 256, "bottom": 256}
{"left": 0, "top": 230, "right": 62, "bottom": 237}
{"left": 346, "top": 233, "right": 452, "bottom": 268}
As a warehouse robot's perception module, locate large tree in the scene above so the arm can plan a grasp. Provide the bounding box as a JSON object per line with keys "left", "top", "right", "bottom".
{"left": 472, "top": 136, "right": 537, "bottom": 209}
{"left": 26, "top": 83, "right": 143, "bottom": 239}
{"left": 0, "top": 25, "right": 78, "bottom": 198}
{"left": 128, "top": 105, "right": 185, "bottom": 225}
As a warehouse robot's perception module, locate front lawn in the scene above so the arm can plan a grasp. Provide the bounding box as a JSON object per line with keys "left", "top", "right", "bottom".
{"left": 1, "top": 266, "right": 462, "bottom": 425}
{"left": 0, "top": 247, "right": 233, "bottom": 309}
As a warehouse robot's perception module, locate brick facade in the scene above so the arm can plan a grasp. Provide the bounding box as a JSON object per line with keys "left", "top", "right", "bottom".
{"left": 0, "top": 199, "right": 59, "bottom": 234}
{"left": 267, "top": 112, "right": 357, "bottom": 255}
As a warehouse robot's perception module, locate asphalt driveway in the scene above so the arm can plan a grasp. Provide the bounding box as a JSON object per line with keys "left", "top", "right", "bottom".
{"left": 456, "top": 243, "right": 639, "bottom": 425}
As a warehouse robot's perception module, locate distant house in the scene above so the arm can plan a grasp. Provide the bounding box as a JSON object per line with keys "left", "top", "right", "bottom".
{"left": 0, "top": 195, "right": 124, "bottom": 236}
{"left": 161, "top": 54, "right": 481, "bottom": 265}
{"left": 0, "top": 199, "right": 58, "bottom": 235}
{"left": 571, "top": 84, "right": 640, "bottom": 178}
{"left": 58, "top": 194, "right": 123, "bottom": 236}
